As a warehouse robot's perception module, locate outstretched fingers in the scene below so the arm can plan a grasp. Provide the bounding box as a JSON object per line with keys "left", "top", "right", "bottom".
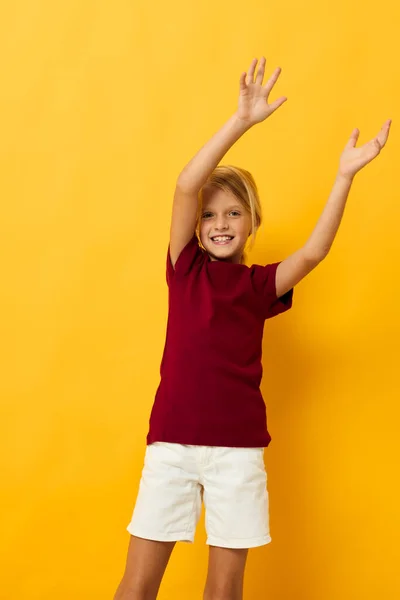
{"left": 241, "top": 58, "right": 284, "bottom": 102}
{"left": 375, "top": 119, "right": 392, "bottom": 149}
{"left": 263, "top": 66, "right": 283, "bottom": 98}
{"left": 345, "top": 128, "right": 360, "bottom": 149}
{"left": 246, "top": 58, "right": 258, "bottom": 85}
{"left": 239, "top": 71, "right": 247, "bottom": 92}
{"left": 268, "top": 95, "right": 288, "bottom": 113}
{"left": 255, "top": 56, "right": 267, "bottom": 85}
{"left": 346, "top": 120, "right": 391, "bottom": 152}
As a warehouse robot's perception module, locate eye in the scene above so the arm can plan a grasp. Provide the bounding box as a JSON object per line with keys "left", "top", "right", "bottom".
{"left": 201, "top": 210, "right": 241, "bottom": 219}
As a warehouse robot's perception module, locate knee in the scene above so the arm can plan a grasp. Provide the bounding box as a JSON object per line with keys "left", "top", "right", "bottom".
{"left": 203, "top": 583, "right": 243, "bottom": 600}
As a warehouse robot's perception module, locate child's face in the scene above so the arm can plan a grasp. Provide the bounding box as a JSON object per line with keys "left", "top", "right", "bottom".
{"left": 199, "top": 186, "right": 252, "bottom": 263}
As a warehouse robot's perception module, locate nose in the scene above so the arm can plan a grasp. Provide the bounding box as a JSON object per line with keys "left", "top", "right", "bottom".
{"left": 215, "top": 216, "right": 228, "bottom": 230}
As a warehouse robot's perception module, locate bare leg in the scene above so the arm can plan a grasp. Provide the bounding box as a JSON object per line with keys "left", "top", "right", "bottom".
{"left": 203, "top": 545, "right": 249, "bottom": 600}
{"left": 113, "top": 535, "right": 176, "bottom": 600}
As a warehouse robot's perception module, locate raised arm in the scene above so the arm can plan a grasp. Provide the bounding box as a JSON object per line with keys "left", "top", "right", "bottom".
{"left": 275, "top": 120, "right": 392, "bottom": 298}
{"left": 170, "top": 57, "right": 287, "bottom": 268}
{"left": 170, "top": 115, "right": 250, "bottom": 267}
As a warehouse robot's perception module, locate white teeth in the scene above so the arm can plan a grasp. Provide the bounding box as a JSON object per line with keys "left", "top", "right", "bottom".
{"left": 213, "top": 236, "right": 232, "bottom": 241}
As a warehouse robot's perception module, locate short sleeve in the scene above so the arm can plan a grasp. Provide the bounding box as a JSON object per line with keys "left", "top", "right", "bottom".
{"left": 166, "top": 234, "right": 203, "bottom": 286}
{"left": 250, "top": 262, "right": 294, "bottom": 319}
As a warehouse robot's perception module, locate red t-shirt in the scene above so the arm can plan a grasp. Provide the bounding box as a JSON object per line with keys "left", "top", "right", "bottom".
{"left": 146, "top": 234, "right": 294, "bottom": 448}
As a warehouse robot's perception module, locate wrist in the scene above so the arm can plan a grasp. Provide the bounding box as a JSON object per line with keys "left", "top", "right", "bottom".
{"left": 336, "top": 171, "right": 355, "bottom": 185}
{"left": 231, "top": 112, "right": 254, "bottom": 132}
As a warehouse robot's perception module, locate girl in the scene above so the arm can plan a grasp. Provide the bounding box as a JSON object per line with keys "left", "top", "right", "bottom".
{"left": 114, "top": 57, "right": 391, "bottom": 600}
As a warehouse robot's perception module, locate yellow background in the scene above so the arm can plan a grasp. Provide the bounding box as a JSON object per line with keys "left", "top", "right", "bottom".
{"left": 1, "top": 0, "right": 399, "bottom": 598}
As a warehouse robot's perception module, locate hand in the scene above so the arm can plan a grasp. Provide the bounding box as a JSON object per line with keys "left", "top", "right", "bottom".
{"left": 236, "top": 57, "right": 287, "bottom": 126}
{"left": 339, "top": 120, "right": 392, "bottom": 180}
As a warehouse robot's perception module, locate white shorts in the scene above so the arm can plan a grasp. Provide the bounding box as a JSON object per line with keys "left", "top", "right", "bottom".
{"left": 126, "top": 442, "right": 271, "bottom": 549}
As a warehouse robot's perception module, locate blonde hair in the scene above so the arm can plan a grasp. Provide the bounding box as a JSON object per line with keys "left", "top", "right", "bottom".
{"left": 196, "top": 165, "right": 262, "bottom": 264}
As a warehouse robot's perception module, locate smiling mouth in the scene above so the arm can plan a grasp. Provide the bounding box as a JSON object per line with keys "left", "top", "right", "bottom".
{"left": 210, "top": 236, "right": 234, "bottom": 245}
